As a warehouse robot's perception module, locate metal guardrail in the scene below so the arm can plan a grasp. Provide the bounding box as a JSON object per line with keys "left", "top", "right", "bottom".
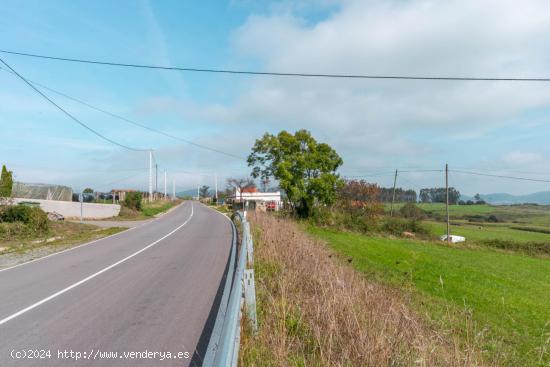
{"left": 203, "top": 211, "right": 257, "bottom": 367}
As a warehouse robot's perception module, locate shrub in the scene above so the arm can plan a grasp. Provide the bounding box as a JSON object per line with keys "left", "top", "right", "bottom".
{"left": 311, "top": 205, "right": 381, "bottom": 233}
{"left": 487, "top": 214, "right": 500, "bottom": 223}
{"left": 123, "top": 192, "right": 142, "bottom": 211}
{"left": 481, "top": 239, "right": 550, "bottom": 256}
{"left": 0, "top": 165, "right": 13, "bottom": 198}
{"left": 398, "top": 202, "right": 426, "bottom": 219}
{"left": 0, "top": 205, "right": 48, "bottom": 233}
{"left": 510, "top": 226, "right": 550, "bottom": 235}
{"left": 383, "top": 217, "right": 429, "bottom": 236}
{"left": 465, "top": 214, "right": 502, "bottom": 223}
{"left": 0, "top": 222, "right": 27, "bottom": 240}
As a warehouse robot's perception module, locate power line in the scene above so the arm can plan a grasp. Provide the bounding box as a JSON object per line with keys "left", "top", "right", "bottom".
{"left": 451, "top": 169, "right": 550, "bottom": 183}
{"left": 0, "top": 66, "right": 245, "bottom": 160}
{"left": 398, "top": 169, "right": 444, "bottom": 174}
{"left": 7, "top": 164, "right": 148, "bottom": 174}
{"left": 3, "top": 49, "right": 550, "bottom": 82}
{"left": 345, "top": 169, "right": 443, "bottom": 178}
{"left": 0, "top": 57, "right": 148, "bottom": 152}
{"left": 452, "top": 166, "right": 550, "bottom": 178}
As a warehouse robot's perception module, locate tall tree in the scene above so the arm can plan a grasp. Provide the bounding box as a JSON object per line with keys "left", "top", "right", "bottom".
{"left": 248, "top": 129, "right": 343, "bottom": 217}
{"left": 199, "top": 185, "right": 210, "bottom": 199}
{"left": 0, "top": 165, "right": 14, "bottom": 198}
{"left": 226, "top": 178, "right": 255, "bottom": 204}
{"left": 419, "top": 187, "right": 460, "bottom": 205}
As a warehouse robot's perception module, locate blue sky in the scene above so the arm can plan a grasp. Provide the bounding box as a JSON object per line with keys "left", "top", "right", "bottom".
{"left": 1, "top": 0, "right": 550, "bottom": 195}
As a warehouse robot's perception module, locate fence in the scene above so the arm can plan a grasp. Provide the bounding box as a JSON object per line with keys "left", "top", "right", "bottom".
{"left": 203, "top": 211, "right": 257, "bottom": 366}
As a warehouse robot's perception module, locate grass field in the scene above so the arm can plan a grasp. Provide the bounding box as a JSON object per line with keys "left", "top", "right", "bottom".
{"left": 427, "top": 221, "right": 550, "bottom": 243}
{"left": 389, "top": 203, "right": 550, "bottom": 256}
{"left": 390, "top": 202, "right": 550, "bottom": 227}
{"left": 307, "top": 226, "right": 550, "bottom": 366}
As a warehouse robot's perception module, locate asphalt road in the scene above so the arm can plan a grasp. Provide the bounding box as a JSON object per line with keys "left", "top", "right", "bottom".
{"left": 0, "top": 202, "right": 233, "bottom": 366}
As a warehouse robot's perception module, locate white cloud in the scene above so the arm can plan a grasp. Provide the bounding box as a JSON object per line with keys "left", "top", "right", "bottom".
{"left": 502, "top": 151, "right": 544, "bottom": 165}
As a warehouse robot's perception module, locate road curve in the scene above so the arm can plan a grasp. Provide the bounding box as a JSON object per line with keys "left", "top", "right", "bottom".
{"left": 0, "top": 202, "right": 233, "bottom": 366}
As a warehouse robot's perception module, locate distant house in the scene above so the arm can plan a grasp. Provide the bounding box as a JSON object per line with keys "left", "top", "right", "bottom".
{"left": 111, "top": 188, "right": 138, "bottom": 202}
{"left": 232, "top": 187, "right": 282, "bottom": 211}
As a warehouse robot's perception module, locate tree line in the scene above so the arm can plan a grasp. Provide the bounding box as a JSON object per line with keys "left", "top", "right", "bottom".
{"left": 419, "top": 187, "right": 460, "bottom": 205}
{"left": 377, "top": 187, "right": 417, "bottom": 203}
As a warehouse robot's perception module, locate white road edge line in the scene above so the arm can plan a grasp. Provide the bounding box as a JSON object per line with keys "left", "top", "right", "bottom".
{"left": 0, "top": 204, "right": 194, "bottom": 327}
{"left": 202, "top": 203, "right": 233, "bottom": 224}
{"left": 0, "top": 202, "right": 186, "bottom": 273}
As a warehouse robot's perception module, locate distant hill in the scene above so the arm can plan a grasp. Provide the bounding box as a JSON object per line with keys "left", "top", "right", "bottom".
{"left": 461, "top": 191, "right": 550, "bottom": 205}
{"left": 176, "top": 189, "right": 198, "bottom": 198}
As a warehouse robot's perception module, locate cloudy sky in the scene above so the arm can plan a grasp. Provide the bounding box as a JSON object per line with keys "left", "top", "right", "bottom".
{"left": 1, "top": 0, "right": 550, "bottom": 195}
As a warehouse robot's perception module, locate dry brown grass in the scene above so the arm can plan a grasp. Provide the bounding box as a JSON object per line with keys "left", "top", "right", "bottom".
{"left": 240, "top": 212, "right": 489, "bottom": 366}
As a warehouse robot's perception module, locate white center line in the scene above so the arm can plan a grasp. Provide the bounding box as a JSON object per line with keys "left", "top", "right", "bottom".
{"left": 0, "top": 204, "right": 194, "bottom": 326}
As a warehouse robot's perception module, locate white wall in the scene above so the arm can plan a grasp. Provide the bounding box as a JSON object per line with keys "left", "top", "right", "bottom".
{"left": 12, "top": 198, "right": 121, "bottom": 219}
{"left": 234, "top": 190, "right": 282, "bottom": 202}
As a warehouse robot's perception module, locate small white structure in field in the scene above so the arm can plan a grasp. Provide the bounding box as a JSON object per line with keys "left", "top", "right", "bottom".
{"left": 440, "top": 235, "right": 466, "bottom": 243}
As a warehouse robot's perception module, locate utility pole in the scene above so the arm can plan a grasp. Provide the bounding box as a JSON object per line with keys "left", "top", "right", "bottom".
{"left": 446, "top": 163, "right": 450, "bottom": 243}
{"left": 148, "top": 150, "right": 153, "bottom": 203}
{"left": 79, "top": 192, "right": 83, "bottom": 224}
{"left": 155, "top": 163, "right": 158, "bottom": 199}
{"left": 215, "top": 174, "right": 218, "bottom": 203}
{"left": 197, "top": 186, "right": 200, "bottom": 201}
{"left": 172, "top": 179, "right": 175, "bottom": 201}
{"left": 164, "top": 170, "right": 167, "bottom": 200}
{"left": 390, "top": 169, "right": 398, "bottom": 217}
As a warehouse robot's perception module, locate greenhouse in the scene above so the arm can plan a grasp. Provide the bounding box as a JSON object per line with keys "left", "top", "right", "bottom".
{"left": 11, "top": 182, "right": 73, "bottom": 202}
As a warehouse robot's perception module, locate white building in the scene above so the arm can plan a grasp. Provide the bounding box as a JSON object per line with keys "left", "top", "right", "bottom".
{"left": 232, "top": 188, "right": 282, "bottom": 211}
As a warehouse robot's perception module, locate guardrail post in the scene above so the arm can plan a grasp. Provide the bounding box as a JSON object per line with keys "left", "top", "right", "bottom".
{"left": 243, "top": 222, "right": 254, "bottom": 265}
{"left": 242, "top": 219, "right": 258, "bottom": 331}
{"left": 243, "top": 268, "right": 257, "bottom": 331}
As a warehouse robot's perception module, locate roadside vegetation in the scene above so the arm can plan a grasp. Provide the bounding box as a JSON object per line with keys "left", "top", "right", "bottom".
{"left": 307, "top": 227, "right": 549, "bottom": 366}
{"left": 113, "top": 192, "right": 182, "bottom": 220}
{"left": 240, "top": 213, "right": 487, "bottom": 366}
{"left": 302, "top": 183, "right": 550, "bottom": 364}
{"left": 0, "top": 203, "right": 125, "bottom": 262}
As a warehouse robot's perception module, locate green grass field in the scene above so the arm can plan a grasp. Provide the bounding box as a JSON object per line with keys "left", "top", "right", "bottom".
{"left": 390, "top": 202, "right": 550, "bottom": 227}
{"left": 427, "top": 221, "right": 550, "bottom": 243}
{"left": 390, "top": 203, "right": 550, "bottom": 254}
{"left": 307, "top": 226, "right": 550, "bottom": 366}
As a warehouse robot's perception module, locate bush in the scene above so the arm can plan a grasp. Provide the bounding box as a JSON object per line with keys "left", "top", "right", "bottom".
{"left": 0, "top": 205, "right": 48, "bottom": 233}
{"left": 464, "top": 214, "right": 502, "bottom": 223}
{"left": 480, "top": 239, "right": 550, "bottom": 256}
{"left": 0, "top": 222, "right": 28, "bottom": 240}
{"left": 398, "top": 202, "right": 426, "bottom": 219}
{"left": 123, "top": 192, "right": 142, "bottom": 211}
{"left": 311, "top": 205, "right": 381, "bottom": 233}
{"left": 382, "top": 217, "right": 430, "bottom": 236}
